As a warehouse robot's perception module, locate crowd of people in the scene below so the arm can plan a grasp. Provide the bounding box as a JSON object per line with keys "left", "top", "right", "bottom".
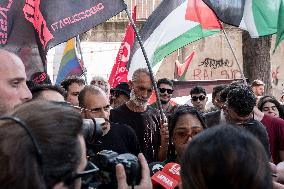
{"left": 0, "top": 49, "right": 284, "bottom": 189}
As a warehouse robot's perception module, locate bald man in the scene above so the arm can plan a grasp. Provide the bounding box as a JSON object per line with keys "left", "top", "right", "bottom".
{"left": 0, "top": 50, "right": 32, "bottom": 115}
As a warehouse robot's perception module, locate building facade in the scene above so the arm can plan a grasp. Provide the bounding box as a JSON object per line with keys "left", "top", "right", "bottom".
{"left": 75, "top": 0, "right": 284, "bottom": 98}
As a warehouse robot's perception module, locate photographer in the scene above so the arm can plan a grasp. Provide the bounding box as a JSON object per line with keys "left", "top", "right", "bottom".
{"left": 0, "top": 100, "right": 85, "bottom": 189}
{"left": 79, "top": 85, "right": 140, "bottom": 156}
{"left": 0, "top": 100, "right": 151, "bottom": 189}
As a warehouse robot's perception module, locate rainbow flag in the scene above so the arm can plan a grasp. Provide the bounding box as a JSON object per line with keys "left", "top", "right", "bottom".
{"left": 56, "top": 38, "right": 83, "bottom": 85}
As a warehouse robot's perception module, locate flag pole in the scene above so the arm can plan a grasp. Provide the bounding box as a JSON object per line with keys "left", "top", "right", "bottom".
{"left": 76, "top": 35, "right": 88, "bottom": 84}
{"left": 221, "top": 23, "right": 247, "bottom": 85}
{"left": 122, "top": 2, "right": 166, "bottom": 122}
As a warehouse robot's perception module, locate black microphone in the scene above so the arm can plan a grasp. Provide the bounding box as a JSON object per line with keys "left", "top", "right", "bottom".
{"left": 148, "top": 162, "right": 166, "bottom": 176}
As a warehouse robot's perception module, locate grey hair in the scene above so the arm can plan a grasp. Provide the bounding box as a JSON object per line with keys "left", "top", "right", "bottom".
{"left": 132, "top": 68, "right": 151, "bottom": 81}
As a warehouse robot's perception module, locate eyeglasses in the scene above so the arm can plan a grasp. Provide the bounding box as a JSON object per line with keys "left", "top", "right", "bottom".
{"left": 191, "top": 95, "right": 206, "bottom": 101}
{"left": 83, "top": 105, "right": 111, "bottom": 113}
{"left": 235, "top": 121, "right": 255, "bottom": 128}
{"left": 64, "top": 161, "right": 99, "bottom": 186}
{"left": 159, "top": 88, "right": 174, "bottom": 94}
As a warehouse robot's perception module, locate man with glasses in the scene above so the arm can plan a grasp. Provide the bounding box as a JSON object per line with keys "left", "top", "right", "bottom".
{"left": 190, "top": 86, "right": 208, "bottom": 113}
{"left": 222, "top": 84, "right": 271, "bottom": 158}
{"left": 110, "top": 68, "right": 169, "bottom": 163}
{"left": 79, "top": 85, "right": 140, "bottom": 156}
{"left": 0, "top": 100, "right": 151, "bottom": 189}
{"left": 151, "top": 78, "right": 176, "bottom": 118}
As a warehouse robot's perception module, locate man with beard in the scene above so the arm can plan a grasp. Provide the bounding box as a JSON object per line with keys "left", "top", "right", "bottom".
{"left": 151, "top": 78, "right": 176, "bottom": 118}
{"left": 0, "top": 50, "right": 32, "bottom": 115}
{"left": 110, "top": 68, "right": 169, "bottom": 162}
{"left": 251, "top": 79, "right": 265, "bottom": 97}
{"left": 79, "top": 85, "right": 140, "bottom": 156}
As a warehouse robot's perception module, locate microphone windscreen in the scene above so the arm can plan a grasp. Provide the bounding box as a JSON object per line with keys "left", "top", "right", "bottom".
{"left": 162, "top": 163, "right": 181, "bottom": 183}
{"left": 148, "top": 162, "right": 166, "bottom": 176}
{"left": 151, "top": 171, "right": 178, "bottom": 189}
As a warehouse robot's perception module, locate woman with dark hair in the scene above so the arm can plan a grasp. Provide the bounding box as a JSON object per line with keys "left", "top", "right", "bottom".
{"left": 0, "top": 100, "right": 85, "bottom": 189}
{"left": 258, "top": 95, "right": 284, "bottom": 119}
{"left": 167, "top": 105, "right": 207, "bottom": 163}
{"left": 181, "top": 124, "right": 273, "bottom": 189}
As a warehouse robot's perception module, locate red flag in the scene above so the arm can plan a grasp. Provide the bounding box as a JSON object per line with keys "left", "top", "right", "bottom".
{"left": 108, "top": 6, "right": 136, "bottom": 88}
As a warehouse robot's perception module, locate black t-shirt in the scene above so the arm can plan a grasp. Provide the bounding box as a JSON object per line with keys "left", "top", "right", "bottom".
{"left": 110, "top": 104, "right": 161, "bottom": 163}
{"left": 243, "top": 119, "right": 271, "bottom": 159}
{"left": 88, "top": 122, "right": 140, "bottom": 156}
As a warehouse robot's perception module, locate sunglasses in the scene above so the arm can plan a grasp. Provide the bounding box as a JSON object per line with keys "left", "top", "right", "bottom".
{"left": 191, "top": 95, "right": 206, "bottom": 101}
{"left": 173, "top": 127, "right": 203, "bottom": 144}
{"left": 159, "top": 88, "right": 174, "bottom": 94}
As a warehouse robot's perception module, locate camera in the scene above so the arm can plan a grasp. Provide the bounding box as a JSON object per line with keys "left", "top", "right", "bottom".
{"left": 87, "top": 150, "right": 141, "bottom": 188}
{"left": 82, "top": 118, "right": 104, "bottom": 144}
{"left": 82, "top": 119, "right": 141, "bottom": 188}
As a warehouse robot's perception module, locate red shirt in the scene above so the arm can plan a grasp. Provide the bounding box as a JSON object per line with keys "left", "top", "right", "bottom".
{"left": 261, "top": 114, "right": 284, "bottom": 164}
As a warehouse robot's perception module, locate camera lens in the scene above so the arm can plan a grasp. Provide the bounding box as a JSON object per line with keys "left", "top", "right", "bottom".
{"left": 82, "top": 118, "right": 103, "bottom": 144}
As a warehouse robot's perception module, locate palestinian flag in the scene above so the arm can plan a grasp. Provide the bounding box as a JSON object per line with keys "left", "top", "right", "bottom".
{"left": 275, "top": 0, "right": 284, "bottom": 50}
{"left": 175, "top": 51, "right": 195, "bottom": 81}
{"left": 127, "top": 0, "right": 221, "bottom": 79}
{"left": 202, "top": 0, "right": 280, "bottom": 38}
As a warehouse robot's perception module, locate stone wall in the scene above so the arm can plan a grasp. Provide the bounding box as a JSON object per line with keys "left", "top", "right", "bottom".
{"left": 155, "top": 26, "right": 243, "bottom": 81}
